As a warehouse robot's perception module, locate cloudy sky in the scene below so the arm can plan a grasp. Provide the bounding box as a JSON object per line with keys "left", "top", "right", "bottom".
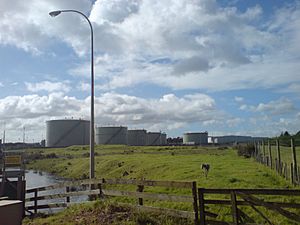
{"left": 0, "top": 0, "right": 300, "bottom": 142}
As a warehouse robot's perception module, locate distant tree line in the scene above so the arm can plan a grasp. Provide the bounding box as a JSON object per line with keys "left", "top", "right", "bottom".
{"left": 272, "top": 130, "right": 300, "bottom": 146}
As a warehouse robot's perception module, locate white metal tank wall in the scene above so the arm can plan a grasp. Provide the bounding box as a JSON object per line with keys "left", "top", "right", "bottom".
{"left": 96, "top": 126, "right": 128, "bottom": 145}
{"left": 147, "top": 132, "right": 161, "bottom": 146}
{"left": 183, "top": 132, "right": 208, "bottom": 145}
{"left": 161, "top": 133, "right": 167, "bottom": 145}
{"left": 127, "top": 129, "right": 147, "bottom": 146}
{"left": 46, "top": 119, "right": 90, "bottom": 147}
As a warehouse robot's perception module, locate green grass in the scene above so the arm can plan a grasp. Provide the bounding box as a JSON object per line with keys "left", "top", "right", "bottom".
{"left": 23, "top": 200, "right": 193, "bottom": 225}
{"left": 26, "top": 145, "right": 290, "bottom": 188}
{"left": 24, "top": 145, "right": 300, "bottom": 225}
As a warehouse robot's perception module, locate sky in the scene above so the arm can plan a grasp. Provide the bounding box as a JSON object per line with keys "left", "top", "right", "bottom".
{"left": 0, "top": 0, "right": 300, "bottom": 142}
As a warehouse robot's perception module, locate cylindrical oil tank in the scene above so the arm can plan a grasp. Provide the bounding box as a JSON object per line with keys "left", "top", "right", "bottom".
{"left": 161, "top": 133, "right": 167, "bottom": 145}
{"left": 183, "top": 132, "right": 208, "bottom": 145}
{"left": 96, "top": 126, "right": 128, "bottom": 145}
{"left": 46, "top": 119, "right": 90, "bottom": 147}
{"left": 147, "top": 132, "right": 161, "bottom": 146}
{"left": 127, "top": 129, "right": 147, "bottom": 146}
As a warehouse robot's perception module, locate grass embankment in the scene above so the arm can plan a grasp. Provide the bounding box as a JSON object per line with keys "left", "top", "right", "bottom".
{"left": 23, "top": 200, "right": 192, "bottom": 225}
{"left": 24, "top": 145, "right": 299, "bottom": 225}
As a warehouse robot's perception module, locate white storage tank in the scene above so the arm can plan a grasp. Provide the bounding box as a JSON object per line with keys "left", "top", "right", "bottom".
{"left": 96, "top": 126, "right": 128, "bottom": 145}
{"left": 161, "top": 133, "right": 167, "bottom": 145}
{"left": 183, "top": 132, "right": 208, "bottom": 145}
{"left": 127, "top": 129, "right": 147, "bottom": 146}
{"left": 46, "top": 119, "right": 90, "bottom": 147}
{"left": 147, "top": 132, "right": 162, "bottom": 146}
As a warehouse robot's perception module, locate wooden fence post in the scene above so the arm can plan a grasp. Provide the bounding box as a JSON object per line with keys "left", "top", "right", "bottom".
{"left": 291, "top": 163, "right": 294, "bottom": 185}
{"left": 263, "top": 140, "right": 266, "bottom": 163}
{"left": 231, "top": 191, "right": 239, "bottom": 225}
{"left": 291, "top": 138, "right": 298, "bottom": 182}
{"left": 276, "top": 139, "right": 281, "bottom": 174}
{"left": 66, "top": 186, "right": 70, "bottom": 203}
{"left": 268, "top": 140, "right": 273, "bottom": 169}
{"left": 34, "top": 189, "right": 38, "bottom": 214}
{"left": 97, "top": 183, "right": 103, "bottom": 199}
{"left": 198, "top": 188, "right": 206, "bottom": 225}
{"left": 192, "top": 182, "right": 199, "bottom": 225}
{"left": 137, "top": 184, "right": 144, "bottom": 206}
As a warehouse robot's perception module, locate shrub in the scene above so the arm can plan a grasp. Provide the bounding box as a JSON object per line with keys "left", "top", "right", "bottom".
{"left": 236, "top": 144, "right": 255, "bottom": 158}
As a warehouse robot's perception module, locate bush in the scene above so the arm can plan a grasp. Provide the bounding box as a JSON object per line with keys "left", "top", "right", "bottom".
{"left": 236, "top": 144, "right": 255, "bottom": 158}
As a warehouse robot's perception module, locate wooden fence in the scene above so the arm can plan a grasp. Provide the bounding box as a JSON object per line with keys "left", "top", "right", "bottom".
{"left": 198, "top": 188, "right": 300, "bottom": 225}
{"left": 25, "top": 178, "right": 300, "bottom": 224}
{"left": 253, "top": 138, "right": 299, "bottom": 185}
{"left": 26, "top": 178, "right": 199, "bottom": 224}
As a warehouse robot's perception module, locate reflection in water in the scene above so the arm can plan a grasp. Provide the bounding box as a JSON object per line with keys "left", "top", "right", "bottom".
{"left": 25, "top": 170, "right": 87, "bottom": 214}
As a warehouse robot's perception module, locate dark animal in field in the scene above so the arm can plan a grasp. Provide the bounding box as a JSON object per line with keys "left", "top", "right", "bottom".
{"left": 201, "top": 163, "right": 210, "bottom": 178}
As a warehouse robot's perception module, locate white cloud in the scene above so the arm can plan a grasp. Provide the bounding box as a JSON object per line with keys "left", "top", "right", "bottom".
{"left": 25, "top": 81, "right": 71, "bottom": 93}
{"left": 234, "top": 96, "right": 244, "bottom": 102}
{"left": 1, "top": 0, "right": 300, "bottom": 92}
{"left": 0, "top": 92, "right": 222, "bottom": 141}
{"left": 0, "top": 82, "right": 3, "bottom": 87}
{"left": 240, "top": 98, "right": 296, "bottom": 115}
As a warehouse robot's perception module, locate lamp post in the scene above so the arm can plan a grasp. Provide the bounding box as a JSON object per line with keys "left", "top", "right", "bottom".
{"left": 49, "top": 10, "right": 95, "bottom": 180}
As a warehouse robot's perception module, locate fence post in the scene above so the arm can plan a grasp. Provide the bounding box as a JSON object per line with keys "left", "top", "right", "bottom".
{"left": 66, "top": 186, "right": 70, "bottom": 203}
{"left": 231, "top": 191, "right": 239, "bottom": 225}
{"left": 291, "top": 138, "right": 298, "bottom": 182}
{"left": 192, "top": 182, "right": 199, "bottom": 225}
{"left": 276, "top": 139, "right": 281, "bottom": 174}
{"left": 34, "top": 189, "right": 38, "bottom": 214}
{"left": 137, "top": 184, "right": 144, "bottom": 206}
{"left": 263, "top": 140, "right": 266, "bottom": 163}
{"left": 97, "top": 182, "right": 103, "bottom": 199}
{"left": 268, "top": 140, "right": 273, "bottom": 169}
{"left": 291, "top": 163, "right": 294, "bottom": 185}
{"left": 198, "top": 188, "right": 206, "bottom": 225}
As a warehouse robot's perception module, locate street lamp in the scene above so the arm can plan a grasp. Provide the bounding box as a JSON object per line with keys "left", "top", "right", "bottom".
{"left": 49, "top": 10, "right": 95, "bottom": 180}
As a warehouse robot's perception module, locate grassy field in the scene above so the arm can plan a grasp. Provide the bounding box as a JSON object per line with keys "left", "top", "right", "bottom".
{"left": 24, "top": 145, "right": 300, "bottom": 225}
{"left": 26, "top": 145, "right": 290, "bottom": 188}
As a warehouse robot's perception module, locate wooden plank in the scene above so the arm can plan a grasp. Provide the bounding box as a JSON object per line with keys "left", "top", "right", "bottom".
{"left": 205, "top": 220, "right": 257, "bottom": 225}
{"left": 201, "top": 188, "right": 300, "bottom": 196}
{"left": 291, "top": 138, "right": 298, "bottom": 181}
{"left": 230, "top": 191, "right": 239, "bottom": 225}
{"left": 103, "top": 178, "right": 194, "bottom": 188}
{"left": 238, "top": 192, "right": 300, "bottom": 223}
{"left": 204, "top": 199, "right": 300, "bottom": 208}
{"left": 268, "top": 140, "right": 272, "bottom": 169}
{"left": 26, "top": 189, "right": 100, "bottom": 202}
{"left": 102, "top": 189, "right": 193, "bottom": 202}
{"left": 26, "top": 178, "right": 102, "bottom": 193}
{"left": 135, "top": 205, "right": 195, "bottom": 219}
{"left": 26, "top": 202, "right": 68, "bottom": 210}
{"left": 26, "top": 178, "right": 194, "bottom": 193}
{"left": 249, "top": 205, "right": 274, "bottom": 225}
{"left": 198, "top": 188, "right": 206, "bottom": 225}
{"left": 276, "top": 139, "right": 281, "bottom": 174}
{"left": 192, "top": 181, "right": 199, "bottom": 225}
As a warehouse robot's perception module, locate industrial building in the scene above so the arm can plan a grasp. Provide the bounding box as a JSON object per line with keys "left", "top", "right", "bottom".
{"left": 183, "top": 132, "right": 208, "bottom": 145}
{"left": 46, "top": 119, "right": 90, "bottom": 147}
{"left": 127, "top": 129, "right": 147, "bottom": 146}
{"left": 208, "top": 135, "right": 265, "bottom": 144}
{"left": 96, "top": 126, "right": 128, "bottom": 145}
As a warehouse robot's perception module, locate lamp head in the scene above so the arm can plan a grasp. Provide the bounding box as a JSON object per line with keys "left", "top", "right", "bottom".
{"left": 49, "top": 11, "right": 61, "bottom": 17}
